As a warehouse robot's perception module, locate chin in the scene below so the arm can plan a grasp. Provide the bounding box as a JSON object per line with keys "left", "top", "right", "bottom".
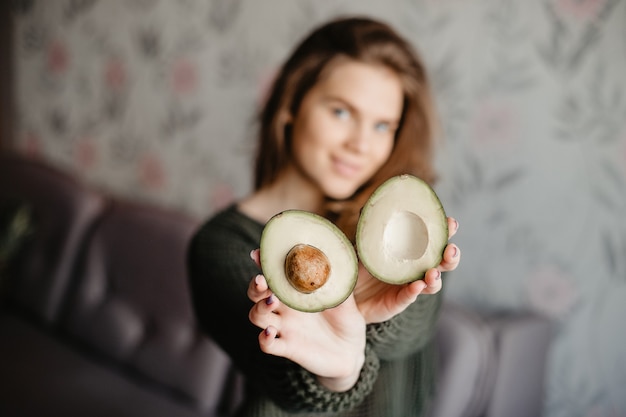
{"left": 323, "top": 182, "right": 361, "bottom": 201}
{"left": 316, "top": 171, "right": 370, "bottom": 201}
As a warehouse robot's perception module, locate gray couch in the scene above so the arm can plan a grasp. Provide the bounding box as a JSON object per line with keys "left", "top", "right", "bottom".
{"left": 0, "top": 152, "right": 552, "bottom": 417}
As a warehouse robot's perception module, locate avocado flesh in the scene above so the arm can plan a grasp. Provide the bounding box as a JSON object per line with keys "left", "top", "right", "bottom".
{"left": 260, "top": 210, "right": 358, "bottom": 312}
{"left": 356, "top": 174, "right": 448, "bottom": 284}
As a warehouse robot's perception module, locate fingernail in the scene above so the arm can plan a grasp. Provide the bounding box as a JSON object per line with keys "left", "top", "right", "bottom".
{"left": 264, "top": 327, "right": 271, "bottom": 336}
{"left": 435, "top": 270, "right": 441, "bottom": 280}
{"left": 250, "top": 250, "right": 255, "bottom": 259}
{"left": 454, "top": 218, "right": 459, "bottom": 231}
{"left": 451, "top": 245, "right": 459, "bottom": 258}
{"left": 254, "top": 274, "right": 262, "bottom": 285}
{"left": 266, "top": 295, "right": 274, "bottom": 305}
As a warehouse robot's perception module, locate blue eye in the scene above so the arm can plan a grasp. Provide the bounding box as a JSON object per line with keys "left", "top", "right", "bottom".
{"left": 333, "top": 108, "right": 350, "bottom": 119}
{"left": 374, "top": 122, "right": 391, "bottom": 133}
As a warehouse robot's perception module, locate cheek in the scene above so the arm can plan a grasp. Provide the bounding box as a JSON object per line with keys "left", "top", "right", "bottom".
{"left": 371, "top": 139, "right": 395, "bottom": 169}
{"left": 292, "top": 118, "right": 339, "bottom": 158}
{"left": 290, "top": 128, "right": 328, "bottom": 173}
{"left": 291, "top": 127, "right": 320, "bottom": 158}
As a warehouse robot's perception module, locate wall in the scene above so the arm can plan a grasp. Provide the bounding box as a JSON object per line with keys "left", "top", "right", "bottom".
{"left": 9, "top": 1, "right": 626, "bottom": 416}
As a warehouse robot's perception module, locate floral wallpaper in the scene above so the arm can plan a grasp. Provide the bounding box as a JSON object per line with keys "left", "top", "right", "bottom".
{"left": 8, "top": 1, "right": 626, "bottom": 416}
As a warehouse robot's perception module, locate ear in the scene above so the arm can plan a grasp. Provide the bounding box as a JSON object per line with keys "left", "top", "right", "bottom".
{"left": 278, "top": 109, "right": 293, "bottom": 126}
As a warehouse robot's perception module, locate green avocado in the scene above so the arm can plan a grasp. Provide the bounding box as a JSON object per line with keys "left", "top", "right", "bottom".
{"left": 356, "top": 174, "right": 448, "bottom": 284}
{"left": 259, "top": 210, "right": 358, "bottom": 312}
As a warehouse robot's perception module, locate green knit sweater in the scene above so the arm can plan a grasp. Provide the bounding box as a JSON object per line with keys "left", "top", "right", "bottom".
{"left": 187, "top": 204, "right": 442, "bottom": 417}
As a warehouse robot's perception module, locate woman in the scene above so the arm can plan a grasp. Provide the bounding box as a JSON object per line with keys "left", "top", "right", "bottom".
{"left": 187, "top": 16, "right": 461, "bottom": 417}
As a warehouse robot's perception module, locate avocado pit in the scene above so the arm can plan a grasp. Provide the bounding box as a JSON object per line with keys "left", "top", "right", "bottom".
{"left": 284, "top": 244, "right": 331, "bottom": 293}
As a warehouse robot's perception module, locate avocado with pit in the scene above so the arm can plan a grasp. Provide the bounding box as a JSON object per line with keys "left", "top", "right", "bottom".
{"left": 259, "top": 210, "right": 358, "bottom": 312}
{"left": 356, "top": 174, "right": 448, "bottom": 284}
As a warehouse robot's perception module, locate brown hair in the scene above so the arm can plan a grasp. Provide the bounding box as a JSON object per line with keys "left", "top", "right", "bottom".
{"left": 253, "top": 17, "right": 439, "bottom": 240}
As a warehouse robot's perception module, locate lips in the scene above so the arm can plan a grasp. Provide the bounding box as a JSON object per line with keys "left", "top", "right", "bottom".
{"left": 332, "top": 156, "right": 363, "bottom": 178}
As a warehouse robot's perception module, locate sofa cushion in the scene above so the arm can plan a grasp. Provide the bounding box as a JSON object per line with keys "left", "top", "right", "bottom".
{"left": 61, "top": 199, "right": 242, "bottom": 413}
{"left": 0, "top": 153, "right": 105, "bottom": 325}
{"left": 0, "top": 313, "right": 210, "bottom": 417}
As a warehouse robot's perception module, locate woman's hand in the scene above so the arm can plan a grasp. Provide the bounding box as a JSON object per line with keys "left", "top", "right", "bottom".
{"left": 354, "top": 217, "right": 461, "bottom": 324}
{"left": 248, "top": 250, "right": 367, "bottom": 392}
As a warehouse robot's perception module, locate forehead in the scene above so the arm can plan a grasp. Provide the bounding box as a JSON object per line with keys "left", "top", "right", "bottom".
{"left": 312, "top": 59, "right": 404, "bottom": 119}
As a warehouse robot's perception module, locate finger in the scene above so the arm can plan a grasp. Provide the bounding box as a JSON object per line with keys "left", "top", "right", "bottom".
{"left": 422, "top": 268, "right": 442, "bottom": 294}
{"left": 250, "top": 248, "right": 261, "bottom": 268}
{"left": 438, "top": 244, "right": 461, "bottom": 272}
{"left": 248, "top": 294, "right": 281, "bottom": 330}
{"left": 447, "top": 217, "right": 459, "bottom": 239}
{"left": 259, "top": 325, "right": 286, "bottom": 357}
{"left": 247, "top": 274, "right": 271, "bottom": 303}
{"left": 396, "top": 279, "right": 426, "bottom": 306}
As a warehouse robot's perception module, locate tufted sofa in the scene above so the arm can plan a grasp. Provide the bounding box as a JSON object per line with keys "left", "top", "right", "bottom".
{"left": 0, "top": 152, "right": 552, "bottom": 417}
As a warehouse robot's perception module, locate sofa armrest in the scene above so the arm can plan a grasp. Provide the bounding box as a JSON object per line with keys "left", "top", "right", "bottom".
{"left": 484, "top": 313, "right": 552, "bottom": 417}
{"left": 428, "top": 303, "right": 552, "bottom": 417}
{"left": 429, "top": 303, "right": 497, "bottom": 417}
{"left": 0, "top": 153, "right": 106, "bottom": 325}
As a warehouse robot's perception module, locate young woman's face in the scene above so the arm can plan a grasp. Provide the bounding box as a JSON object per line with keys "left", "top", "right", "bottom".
{"left": 288, "top": 60, "right": 403, "bottom": 200}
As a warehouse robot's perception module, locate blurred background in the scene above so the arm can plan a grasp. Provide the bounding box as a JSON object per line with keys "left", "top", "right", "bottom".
{"left": 1, "top": 1, "right": 625, "bottom": 416}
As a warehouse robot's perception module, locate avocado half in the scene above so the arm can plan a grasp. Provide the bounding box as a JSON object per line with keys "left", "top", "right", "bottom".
{"left": 356, "top": 174, "right": 448, "bottom": 284}
{"left": 259, "top": 210, "right": 358, "bottom": 312}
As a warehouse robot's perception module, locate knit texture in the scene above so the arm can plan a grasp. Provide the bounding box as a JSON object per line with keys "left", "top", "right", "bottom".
{"left": 187, "top": 204, "right": 442, "bottom": 417}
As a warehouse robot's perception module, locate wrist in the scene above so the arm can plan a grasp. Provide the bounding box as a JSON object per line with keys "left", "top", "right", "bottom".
{"left": 316, "top": 350, "right": 365, "bottom": 392}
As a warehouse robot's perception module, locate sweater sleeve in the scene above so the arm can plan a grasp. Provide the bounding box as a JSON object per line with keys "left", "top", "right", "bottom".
{"left": 366, "top": 288, "right": 443, "bottom": 361}
{"left": 186, "top": 207, "right": 380, "bottom": 413}
{"left": 270, "top": 343, "right": 380, "bottom": 413}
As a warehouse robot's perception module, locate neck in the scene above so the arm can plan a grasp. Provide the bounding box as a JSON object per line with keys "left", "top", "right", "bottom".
{"left": 238, "top": 165, "right": 325, "bottom": 224}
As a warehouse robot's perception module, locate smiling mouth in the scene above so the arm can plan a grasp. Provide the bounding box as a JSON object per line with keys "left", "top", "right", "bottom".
{"left": 332, "top": 157, "right": 361, "bottom": 178}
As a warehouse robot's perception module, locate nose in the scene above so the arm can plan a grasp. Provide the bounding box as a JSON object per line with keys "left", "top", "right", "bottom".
{"left": 346, "top": 124, "right": 370, "bottom": 154}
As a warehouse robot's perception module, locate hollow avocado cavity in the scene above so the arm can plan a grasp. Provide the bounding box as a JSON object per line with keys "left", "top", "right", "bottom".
{"left": 383, "top": 210, "right": 429, "bottom": 261}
